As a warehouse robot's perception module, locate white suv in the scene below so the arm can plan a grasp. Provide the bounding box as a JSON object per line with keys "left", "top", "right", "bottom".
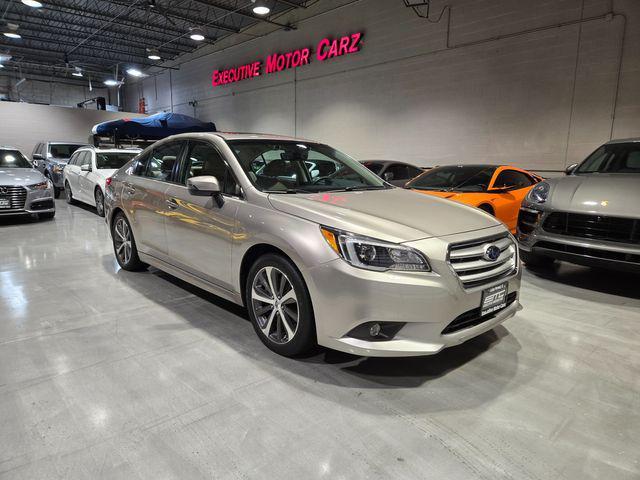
{"left": 64, "top": 147, "right": 140, "bottom": 216}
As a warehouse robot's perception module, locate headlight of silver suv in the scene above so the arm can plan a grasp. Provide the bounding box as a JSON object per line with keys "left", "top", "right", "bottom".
{"left": 526, "top": 181, "right": 550, "bottom": 204}
{"left": 320, "top": 226, "right": 431, "bottom": 272}
{"left": 28, "top": 181, "right": 50, "bottom": 190}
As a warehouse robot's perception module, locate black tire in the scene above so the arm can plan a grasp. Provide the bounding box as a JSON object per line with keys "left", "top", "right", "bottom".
{"left": 64, "top": 181, "right": 75, "bottom": 204}
{"left": 478, "top": 204, "right": 494, "bottom": 215}
{"left": 521, "top": 250, "right": 555, "bottom": 268}
{"left": 245, "top": 253, "right": 316, "bottom": 357}
{"left": 95, "top": 188, "right": 105, "bottom": 217}
{"left": 38, "top": 211, "right": 55, "bottom": 220}
{"left": 111, "top": 212, "right": 147, "bottom": 271}
{"left": 54, "top": 187, "right": 61, "bottom": 199}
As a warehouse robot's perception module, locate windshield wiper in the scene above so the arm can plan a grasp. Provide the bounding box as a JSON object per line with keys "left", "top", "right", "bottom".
{"left": 329, "top": 185, "right": 389, "bottom": 192}
{"left": 263, "top": 188, "right": 313, "bottom": 194}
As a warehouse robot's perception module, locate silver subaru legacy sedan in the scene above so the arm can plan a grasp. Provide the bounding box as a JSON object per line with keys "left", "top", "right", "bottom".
{"left": 0, "top": 146, "right": 55, "bottom": 219}
{"left": 105, "top": 133, "right": 521, "bottom": 357}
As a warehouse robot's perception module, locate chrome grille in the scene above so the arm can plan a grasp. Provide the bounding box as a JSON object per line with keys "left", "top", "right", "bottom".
{"left": 0, "top": 185, "right": 27, "bottom": 210}
{"left": 448, "top": 234, "right": 518, "bottom": 289}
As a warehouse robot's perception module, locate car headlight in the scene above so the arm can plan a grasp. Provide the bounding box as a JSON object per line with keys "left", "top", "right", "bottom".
{"left": 28, "top": 181, "right": 50, "bottom": 190}
{"left": 320, "top": 226, "right": 431, "bottom": 272}
{"left": 527, "top": 181, "right": 550, "bottom": 204}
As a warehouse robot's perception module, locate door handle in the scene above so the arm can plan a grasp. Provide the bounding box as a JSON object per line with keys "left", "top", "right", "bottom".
{"left": 123, "top": 182, "right": 136, "bottom": 195}
{"left": 166, "top": 198, "right": 179, "bottom": 210}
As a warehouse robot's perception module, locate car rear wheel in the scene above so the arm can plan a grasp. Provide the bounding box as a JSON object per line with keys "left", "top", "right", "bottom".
{"left": 246, "top": 254, "right": 316, "bottom": 357}
{"left": 112, "top": 213, "right": 147, "bottom": 271}
{"left": 64, "top": 181, "right": 75, "bottom": 204}
{"left": 95, "top": 188, "right": 105, "bottom": 217}
{"left": 521, "top": 250, "right": 555, "bottom": 268}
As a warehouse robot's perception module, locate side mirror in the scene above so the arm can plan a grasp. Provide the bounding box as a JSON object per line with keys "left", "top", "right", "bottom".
{"left": 188, "top": 175, "right": 224, "bottom": 207}
{"left": 383, "top": 172, "right": 394, "bottom": 181}
{"left": 33, "top": 153, "right": 44, "bottom": 160}
{"left": 565, "top": 163, "right": 578, "bottom": 175}
{"left": 81, "top": 164, "right": 91, "bottom": 172}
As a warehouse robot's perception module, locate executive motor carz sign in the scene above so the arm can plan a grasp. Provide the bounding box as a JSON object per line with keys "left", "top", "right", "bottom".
{"left": 211, "top": 32, "right": 363, "bottom": 88}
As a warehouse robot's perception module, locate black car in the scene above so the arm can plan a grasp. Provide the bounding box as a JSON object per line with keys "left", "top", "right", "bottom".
{"left": 361, "top": 160, "right": 426, "bottom": 187}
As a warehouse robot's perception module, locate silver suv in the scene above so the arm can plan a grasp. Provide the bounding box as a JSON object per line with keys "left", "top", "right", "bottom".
{"left": 518, "top": 138, "right": 640, "bottom": 272}
{"left": 105, "top": 133, "right": 521, "bottom": 357}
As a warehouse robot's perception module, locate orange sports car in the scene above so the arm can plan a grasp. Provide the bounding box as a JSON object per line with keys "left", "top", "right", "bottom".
{"left": 405, "top": 165, "right": 543, "bottom": 233}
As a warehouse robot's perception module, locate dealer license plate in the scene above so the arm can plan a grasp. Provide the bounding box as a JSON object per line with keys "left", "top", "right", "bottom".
{"left": 0, "top": 198, "right": 10, "bottom": 209}
{"left": 480, "top": 282, "right": 508, "bottom": 317}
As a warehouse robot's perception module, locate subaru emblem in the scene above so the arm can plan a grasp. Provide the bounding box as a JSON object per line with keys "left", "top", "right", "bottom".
{"left": 483, "top": 244, "right": 501, "bottom": 262}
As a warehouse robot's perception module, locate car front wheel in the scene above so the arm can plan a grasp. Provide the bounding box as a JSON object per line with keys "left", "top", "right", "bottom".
{"left": 246, "top": 254, "right": 316, "bottom": 357}
{"left": 112, "top": 213, "right": 147, "bottom": 271}
{"left": 64, "top": 181, "right": 75, "bottom": 204}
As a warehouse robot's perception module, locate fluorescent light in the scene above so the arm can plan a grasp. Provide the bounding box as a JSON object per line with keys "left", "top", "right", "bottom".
{"left": 252, "top": 1, "right": 270, "bottom": 15}
{"left": 104, "top": 79, "right": 118, "bottom": 86}
{"left": 21, "top": 0, "right": 43, "bottom": 7}
{"left": 189, "top": 28, "right": 205, "bottom": 41}
{"left": 3, "top": 32, "right": 21, "bottom": 39}
{"left": 147, "top": 49, "right": 161, "bottom": 60}
{"left": 72, "top": 71, "right": 83, "bottom": 77}
{"left": 0, "top": 64, "right": 4, "bottom": 69}
{"left": 253, "top": 6, "right": 270, "bottom": 15}
{"left": 126, "top": 68, "right": 144, "bottom": 77}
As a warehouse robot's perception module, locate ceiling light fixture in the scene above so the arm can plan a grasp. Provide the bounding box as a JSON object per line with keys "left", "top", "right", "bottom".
{"left": 0, "top": 64, "right": 4, "bottom": 69}
{"left": 72, "top": 67, "right": 83, "bottom": 77}
{"left": 189, "top": 27, "right": 205, "bottom": 41}
{"left": 3, "top": 23, "right": 21, "bottom": 39}
{"left": 104, "top": 79, "right": 119, "bottom": 86}
{"left": 126, "top": 68, "right": 144, "bottom": 77}
{"left": 147, "top": 49, "right": 161, "bottom": 61}
{"left": 21, "top": 0, "right": 43, "bottom": 8}
{"left": 251, "top": 0, "right": 270, "bottom": 15}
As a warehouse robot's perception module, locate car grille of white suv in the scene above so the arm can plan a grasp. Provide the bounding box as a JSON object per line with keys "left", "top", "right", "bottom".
{"left": 448, "top": 234, "right": 518, "bottom": 289}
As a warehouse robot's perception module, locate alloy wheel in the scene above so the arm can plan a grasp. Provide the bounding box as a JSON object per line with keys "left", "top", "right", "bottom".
{"left": 65, "top": 182, "right": 73, "bottom": 203}
{"left": 95, "top": 190, "right": 104, "bottom": 216}
{"left": 251, "top": 266, "right": 299, "bottom": 344}
{"left": 114, "top": 217, "right": 132, "bottom": 265}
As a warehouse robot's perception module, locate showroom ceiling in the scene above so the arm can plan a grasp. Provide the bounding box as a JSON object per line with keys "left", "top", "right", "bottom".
{"left": 0, "top": 0, "right": 306, "bottom": 83}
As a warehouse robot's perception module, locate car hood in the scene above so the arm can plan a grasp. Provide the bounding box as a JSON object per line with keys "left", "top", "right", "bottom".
{"left": 0, "top": 168, "right": 47, "bottom": 186}
{"left": 268, "top": 188, "right": 502, "bottom": 243}
{"left": 546, "top": 174, "right": 640, "bottom": 217}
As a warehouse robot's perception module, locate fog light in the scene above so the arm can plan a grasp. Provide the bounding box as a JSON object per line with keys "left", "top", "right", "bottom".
{"left": 369, "top": 323, "right": 381, "bottom": 337}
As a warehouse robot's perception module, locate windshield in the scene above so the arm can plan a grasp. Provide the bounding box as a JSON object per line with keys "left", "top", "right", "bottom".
{"left": 96, "top": 152, "right": 137, "bottom": 169}
{"left": 0, "top": 149, "right": 33, "bottom": 169}
{"left": 575, "top": 143, "right": 640, "bottom": 174}
{"left": 407, "top": 165, "right": 497, "bottom": 192}
{"left": 49, "top": 144, "right": 86, "bottom": 159}
{"left": 227, "top": 140, "right": 388, "bottom": 193}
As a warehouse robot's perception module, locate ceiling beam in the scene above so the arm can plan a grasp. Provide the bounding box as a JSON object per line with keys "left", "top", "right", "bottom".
{"left": 187, "top": 0, "right": 296, "bottom": 30}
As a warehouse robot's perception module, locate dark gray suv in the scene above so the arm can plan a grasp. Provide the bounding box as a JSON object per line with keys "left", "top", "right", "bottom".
{"left": 32, "top": 141, "right": 90, "bottom": 198}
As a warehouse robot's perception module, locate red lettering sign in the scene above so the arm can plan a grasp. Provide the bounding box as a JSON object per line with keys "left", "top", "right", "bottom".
{"left": 211, "top": 32, "right": 363, "bottom": 88}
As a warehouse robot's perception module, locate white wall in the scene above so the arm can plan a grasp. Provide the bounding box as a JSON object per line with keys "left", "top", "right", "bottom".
{"left": 0, "top": 102, "right": 145, "bottom": 156}
{"left": 125, "top": 0, "right": 640, "bottom": 172}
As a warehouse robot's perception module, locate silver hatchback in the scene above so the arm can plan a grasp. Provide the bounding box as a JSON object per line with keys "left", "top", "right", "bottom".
{"left": 105, "top": 133, "right": 521, "bottom": 357}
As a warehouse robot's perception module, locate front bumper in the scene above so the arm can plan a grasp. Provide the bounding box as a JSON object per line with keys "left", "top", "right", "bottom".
{"left": 0, "top": 186, "right": 55, "bottom": 216}
{"left": 306, "top": 226, "right": 521, "bottom": 357}
{"left": 517, "top": 207, "right": 640, "bottom": 272}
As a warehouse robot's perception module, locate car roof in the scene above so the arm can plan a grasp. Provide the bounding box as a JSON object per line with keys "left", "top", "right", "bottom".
{"left": 161, "top": 132, "right": 317, "bottom": 143}
{"left": 605, "top": 137, "right": 640, "bottom": 144}
{"left": 45, "top": 141, "right": 92, "bottom": 145}
{"left": 0, "top": 145, "right": 20, "bottom": 150}
{"left": 76, "top": 147, "right": 140, "bottom": 153}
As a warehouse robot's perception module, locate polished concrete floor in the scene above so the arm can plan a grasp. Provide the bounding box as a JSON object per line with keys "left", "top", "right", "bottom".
{"left": 0, "top": 198, "right": 639, "bottom": 479}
